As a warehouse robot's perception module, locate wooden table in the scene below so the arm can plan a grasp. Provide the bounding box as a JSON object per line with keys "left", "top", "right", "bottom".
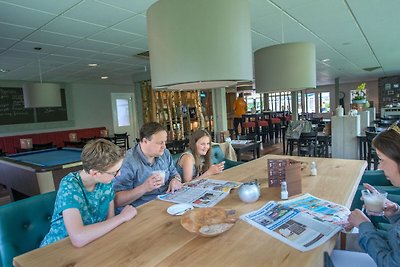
{"left": 13, "top": 155, "right": 367, "bottom": 267}
{"left": 230, "top": 140, "right": 261, "bottom": 161}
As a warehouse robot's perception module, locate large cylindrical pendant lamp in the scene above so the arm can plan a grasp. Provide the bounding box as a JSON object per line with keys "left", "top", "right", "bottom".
{"left": 23, "top": 83, "right": 61, "bottom": 108}
{"left": 147, "top": 0, "right": 253, "bottom": 90}
{"left": 255, "top": 42, "right": 316, "bottom": 93}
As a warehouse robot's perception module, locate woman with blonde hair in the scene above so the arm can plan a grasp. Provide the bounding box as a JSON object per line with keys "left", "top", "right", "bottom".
{"left": 176, "top": 129, "right": 224, "bottom": 182}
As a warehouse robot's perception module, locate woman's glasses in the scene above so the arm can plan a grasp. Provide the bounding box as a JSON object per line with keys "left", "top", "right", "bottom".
{"left": 102, "top": 168, "right": 121, "bottom": 177}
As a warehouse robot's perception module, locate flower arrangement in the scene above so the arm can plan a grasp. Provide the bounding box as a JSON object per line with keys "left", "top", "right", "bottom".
{"left": 352, "top": 82, "right": 367, "bottom": 102}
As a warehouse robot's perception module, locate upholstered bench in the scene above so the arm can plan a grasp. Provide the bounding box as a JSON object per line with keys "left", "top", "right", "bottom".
{"left": 0, "top": 191, "right": 56, "bottom": 267}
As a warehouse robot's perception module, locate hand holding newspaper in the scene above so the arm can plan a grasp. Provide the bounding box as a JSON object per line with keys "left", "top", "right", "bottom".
{"left": 240, "top": 194, "right": 350, "bottom": 251}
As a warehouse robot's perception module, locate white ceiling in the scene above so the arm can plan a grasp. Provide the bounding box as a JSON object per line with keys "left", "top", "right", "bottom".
{"left": 0, "top": 0, "right": 399, "bottom": 87}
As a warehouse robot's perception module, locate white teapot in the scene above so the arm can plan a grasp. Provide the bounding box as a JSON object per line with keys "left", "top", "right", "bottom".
{"left": 237, "top": 180, "right": 261, "bottom": 203}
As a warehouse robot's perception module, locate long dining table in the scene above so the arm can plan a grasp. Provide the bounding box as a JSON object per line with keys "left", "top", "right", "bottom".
{"left": 13, "top": 154, "right": 367, "bottom": 267}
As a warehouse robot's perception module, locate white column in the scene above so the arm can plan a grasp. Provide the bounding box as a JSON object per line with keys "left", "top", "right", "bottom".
{"left": 212, "top": 88, "right": 227, "bottom": 142}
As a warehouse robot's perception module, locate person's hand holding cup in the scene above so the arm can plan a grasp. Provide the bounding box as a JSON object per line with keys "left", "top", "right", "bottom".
{"left": 152, "top": 170, "right": 166, "bottom": 186}
{"left": 361, "top": 189, "right": 387, "bottom": 216}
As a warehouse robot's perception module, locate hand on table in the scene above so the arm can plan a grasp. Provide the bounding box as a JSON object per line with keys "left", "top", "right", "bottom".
{"left": 119, "top": 205, "right": 137, "bottom": 222}
{"left": 348, "top": 209, "right": 371, "bottom": 228}
{"left": 167, "top": 177, "right": 182, "bottom": 193}
{"left": 208, "top": 162, "right": 225, "bottom": 175}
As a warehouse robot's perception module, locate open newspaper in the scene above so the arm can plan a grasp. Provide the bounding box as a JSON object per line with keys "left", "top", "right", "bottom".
{"left": 241, "top": 194, "right": 350, "bottom": 252}
{"left": 157, "top": 178, "right": 241, "bottom": 208}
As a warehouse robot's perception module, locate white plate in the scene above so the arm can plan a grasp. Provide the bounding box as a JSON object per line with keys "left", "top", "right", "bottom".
{"left": 167, "top": 203, "right": 194, "bottom": 216}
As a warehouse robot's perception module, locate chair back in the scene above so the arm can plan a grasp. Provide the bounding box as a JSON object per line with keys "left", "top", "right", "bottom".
{"left": 113, "top": 133, "right": 129, "bottom": 150}
{"left": 0, "top": 191, "right": 56, "bottom": 267}
{"left": 32, "top": 142, "right": 54, "bottom": 150}
{"left": 298, "top": 131, "right": 318, "bottom": 157}
{"left": 166, "top": 139, "right": 189, "bottom": 155}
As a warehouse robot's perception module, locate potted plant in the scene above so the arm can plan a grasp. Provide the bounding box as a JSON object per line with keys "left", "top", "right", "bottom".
{"left": 352, "top": 82, "right": 367, "bottom": 104}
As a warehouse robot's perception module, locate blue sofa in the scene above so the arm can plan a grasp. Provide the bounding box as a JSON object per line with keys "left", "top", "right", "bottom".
{"left": 172, "top": 144, "right": 243, "bottom": 170}
{"left": 0, "top": 191, "right": 56, "bottom": 267}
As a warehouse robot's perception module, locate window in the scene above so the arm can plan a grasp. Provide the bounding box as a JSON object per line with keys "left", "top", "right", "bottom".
{"left": 319, "top": 92, "right": 330, "bottom": 113}
{"left": 116, "top": 99, "right": 130, "bottom": 127}
{"left": 245, "top": 92, "right": 261, "bottom": 112}
{"left": 306, "top": 93, "right": 316, "bottom": 113}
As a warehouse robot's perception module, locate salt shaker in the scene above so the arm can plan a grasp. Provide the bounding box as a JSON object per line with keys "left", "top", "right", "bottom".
{"left": 310, "top": 161, "right": 317, "bottom": 176}
{"left": 281, "top": 181, "right": 288, "bottom": 200}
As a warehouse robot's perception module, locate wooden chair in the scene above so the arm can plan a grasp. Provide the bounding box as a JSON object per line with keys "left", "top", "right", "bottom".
{"left": 113, "top": 133, "right": 129, "bottom": 150}
{"left": 297, "top": 131, "right": 318, "bottom": 157}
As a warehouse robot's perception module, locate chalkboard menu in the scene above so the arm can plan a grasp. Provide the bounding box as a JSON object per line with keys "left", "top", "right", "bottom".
{"left": 0, "top": 87, "right": 35, "bottom": 125}
{"left": 0, "top": 87, "right": 67, "bottom": 125}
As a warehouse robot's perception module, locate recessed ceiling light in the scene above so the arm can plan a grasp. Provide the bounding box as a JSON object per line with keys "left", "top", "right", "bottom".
{"left": 88, "top": 63, "right": 98, "bottom": 67}
{"left": 321, "top": 58, "right": 330, "bottom": 62}
{"left": 101, "top": 76, "right": 108, "bottom": 80}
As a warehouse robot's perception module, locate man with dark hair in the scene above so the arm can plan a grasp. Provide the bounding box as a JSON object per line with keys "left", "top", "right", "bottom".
{"left": 113, "top": 122, "right": 182, "bottom": 209}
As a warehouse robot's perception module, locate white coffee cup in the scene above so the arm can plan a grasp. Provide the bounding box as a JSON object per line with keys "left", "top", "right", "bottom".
{"left": 152, "top": 170, "right": 166, "bottom": 185}
{"left": 361, "top": 189, "right": 387, "bottom": 216}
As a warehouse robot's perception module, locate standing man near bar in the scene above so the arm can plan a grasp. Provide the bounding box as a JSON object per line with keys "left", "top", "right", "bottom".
{"left": 232, "top": 93, "right": 247, "bottom": 137}
{"left": 113, "top": 122, "right": 182, "bottom": 210}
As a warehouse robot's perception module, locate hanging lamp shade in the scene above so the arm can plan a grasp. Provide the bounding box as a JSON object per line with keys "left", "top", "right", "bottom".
{"left": 147, "top": 0, "right": 253, "bottom": 90}
{"left": 255, "top": 42, "right": 316, "bottom": 93}
{"left": 23, "top": 83, "right": 61, "bottom": 108}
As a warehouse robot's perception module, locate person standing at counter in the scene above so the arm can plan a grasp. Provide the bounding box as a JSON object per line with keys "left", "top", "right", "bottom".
{"left": 41, "top": 139, "right": 137, "bottom": 248}
{"left": 176, "top": 129, "right": 224, "bottom": 182}
{"left": 232, "top": 93, "right": 247, "bottom": 137}
{"left": 345, "top": 121, "right": 400, "bottom": 266}
{"left": 113, "top": 122, "right": 182, "bottom": 209}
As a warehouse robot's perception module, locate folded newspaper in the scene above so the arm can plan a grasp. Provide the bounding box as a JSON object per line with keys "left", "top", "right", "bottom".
{"left": 241, "top": 194, "right": 350, "bottom": 251}
{"left": 157, "top": 178, "right": 241, "bottom": 208}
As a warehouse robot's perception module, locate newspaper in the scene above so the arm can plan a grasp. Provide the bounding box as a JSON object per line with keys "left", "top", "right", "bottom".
{"left": 230, "top": 140, "right": 252, "bottom": 145}
{"left": 240, "top": 194, "right": 350, "bottom": 252}
{"left": 157, "top": 178, "right": 241, "bottom": 208}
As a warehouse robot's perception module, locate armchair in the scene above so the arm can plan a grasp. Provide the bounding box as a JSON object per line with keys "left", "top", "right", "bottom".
{"left": 0, "top": 191, "right": 56, "bottom": 267}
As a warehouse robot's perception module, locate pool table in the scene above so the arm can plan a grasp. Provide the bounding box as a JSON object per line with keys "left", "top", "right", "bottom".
{"left": 0, "top": 148, "right": 82, "bottom": 201}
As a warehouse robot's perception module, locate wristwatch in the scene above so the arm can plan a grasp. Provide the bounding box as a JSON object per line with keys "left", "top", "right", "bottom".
{"left": 172, "top": 175, "right": 182, "bottom": 183}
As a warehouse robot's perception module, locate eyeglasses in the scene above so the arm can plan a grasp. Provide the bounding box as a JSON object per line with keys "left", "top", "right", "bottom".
{"left": 102, "top": 168, "right": 121, "bottom": 177}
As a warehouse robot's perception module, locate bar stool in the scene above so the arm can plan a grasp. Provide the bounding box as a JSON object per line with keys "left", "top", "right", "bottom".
{"left": 242, "top": 121, "right": 256, "bottom": 135}
{"left": 257, "top": 120, "right": 269, "bottom": 143}
{"left": 270, "top": 117, "right": 282, "bottom": 142}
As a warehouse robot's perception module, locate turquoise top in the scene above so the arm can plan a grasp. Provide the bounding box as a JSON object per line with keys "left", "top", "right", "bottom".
{"left": 40, "top": 172, "right": 114, "bottom": 247}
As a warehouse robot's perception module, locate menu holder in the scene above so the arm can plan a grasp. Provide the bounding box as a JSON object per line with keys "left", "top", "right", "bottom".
{"left": 100, "top": 129, "right": 109, "bottom": 137}
{"left": 267, "top": 159, "right": 302, "bottom": 197}
{"left": 20, "top": 138, "right": 32, "bottom": 149}
{"left": 69, "top": 133, "right": 78, "bottom": 142}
